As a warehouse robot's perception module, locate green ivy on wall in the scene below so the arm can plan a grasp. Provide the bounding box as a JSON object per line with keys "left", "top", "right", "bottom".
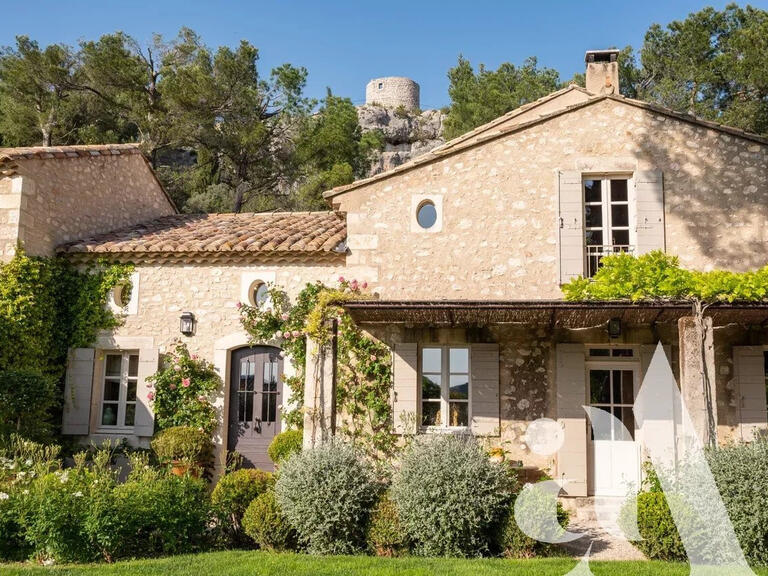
{"left": 239, "top": 278, "right": 394, "bottom": 459}
{"left": 0, "top": 249, "right": 132, "bottom": 440}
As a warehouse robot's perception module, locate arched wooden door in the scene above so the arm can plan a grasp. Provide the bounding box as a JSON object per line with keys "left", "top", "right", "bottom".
{"left": 228, "top": 346, "right": 282, "bottom": 470}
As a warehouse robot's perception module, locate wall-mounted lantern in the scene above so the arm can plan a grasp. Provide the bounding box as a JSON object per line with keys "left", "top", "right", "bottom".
{"left": 180, "top": 312, "right": 196, "bottom": 336}
{"left": 608, "top": 317, "right": 622, "bottom": 339}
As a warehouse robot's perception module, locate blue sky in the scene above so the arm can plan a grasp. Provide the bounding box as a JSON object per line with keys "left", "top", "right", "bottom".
{"left": 3, "top": 1, "right": 767, "bottom": 109}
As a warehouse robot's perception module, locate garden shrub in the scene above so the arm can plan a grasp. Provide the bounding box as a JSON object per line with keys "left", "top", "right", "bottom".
{"left": 268, "top": 429, "right": 303, "bottom": 464}
{"left": 211, "top": 468, "right": 273, "bottom": 546}
{"left": 0, "top": 370, "right": 57, "bottom": 441}
{"left": 151, "top": 426, "right": 213, "bottom": 467}
{"left": 391, "top": 434, "right": 511, "bottom": 557}
{"left": 619, "top": 491, "right": 687, "bottom": 562}
{"left": 0, "top": 490, "right": 31, "bottom": 561}
{"left": 706, "top": 439, "right": 768, "bottom": 565}
{"left": 498, "top": 484, "right": 569, "bottom": 558}
{"left": 242, "top": 490, "right": 297, "bottom": 551}
{"left": 274, "top": 441, "right": 379, "bottom": 554}
{"left": 366, "top": 493, "right": 409, "bottom": 557}
{"left": 147, "top": 342, "right": 221, "bottom": 435}
{"left": 87, "top": 455, "right": 210, "bottom": 560}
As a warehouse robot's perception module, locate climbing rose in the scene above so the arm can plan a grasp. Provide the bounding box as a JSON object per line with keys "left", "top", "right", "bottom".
{"left": 292, "top": 330, "right": 301, "bottom": 338}
{"left": 275, "top": 330, "right": 283, "bottom": 339}
{"left": 182, "top": 378, "right": 191, "bottom": 388}
{"left": 147, "top": 392, "right": 155, "bottom": 401}
{"left": 173, "top": 364, "right": 181, "bottom": 372}
{"left": 350, "top": 280, "right": 359, "bottom": 291}
{"left": 338, "top": 276, "right": 345, "bottom": 283}
{"left": 361, "top": 281, "right": 368, "bottom": 289}
{"left": 370, "top": 354, "right": 377, "bottom": 361}
{"left": 236, "top": 301, "right": 242, "bottom": 309}
{"left": 281, "top": 312, "right": 289, "bottom": 321}
{"left": 197, "top": 395, "right": 206, "bottom": 402}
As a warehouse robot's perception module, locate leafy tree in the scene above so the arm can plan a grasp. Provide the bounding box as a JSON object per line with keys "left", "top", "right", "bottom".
{"left": 294, "top": 92, "right": 384, "bottom": 209}
{"left": 162, "top": 40, "right": 312, "bottom": 212}
{"left": 443, "top": 56, "right": 560, "bottom": 139}
{"left": 0, "top": 37, "right": 80, "bottom": 146}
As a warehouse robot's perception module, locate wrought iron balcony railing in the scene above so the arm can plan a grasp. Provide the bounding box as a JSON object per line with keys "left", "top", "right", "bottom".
{"left": 586, "top": 244, "right": 634, "bottom": 278}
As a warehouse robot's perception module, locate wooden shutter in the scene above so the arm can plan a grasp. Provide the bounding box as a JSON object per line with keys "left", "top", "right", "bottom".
{"left": 134, "top": 347, "right": 159, "bottom": 437}
{"left": 634, "top": 170, "right": 665, "bottom": 254}
{"left": 62, "top": 348, "right": 95, "bottom": 435}
{"left": 392, "top": 343, "right": 418, "bottom": 434}
{"left": 734, "top": 347, "right": 768, "bottom": 442}
{"left": 558, "top": 171, "right": 585, "bottom": 284}
{"left": 555, "top": 343, "right": 587, "bottom": 497}
{"left": 470, "top": 343, "right": 500, "bottom": 436}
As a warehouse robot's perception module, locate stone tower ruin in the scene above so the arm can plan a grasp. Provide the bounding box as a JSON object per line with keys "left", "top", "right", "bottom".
{"left": 365, "top": 77, "right": 420, "bottom": 110}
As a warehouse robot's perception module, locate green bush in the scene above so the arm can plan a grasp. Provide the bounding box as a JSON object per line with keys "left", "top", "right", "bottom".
{"left": 0, "top": 370, "right": 57, "bottom": 441}
{"left": 274, "top": 441, "right": 379, "bottom": 554}
{"left": 391, "top": 435, "right": 511, "bottom": 557}
{"left": 211, "top": 468, "right": 273, "bottom": 546}
{"left": 242, "top": 490, "right": 297, "bottom": 551}
{"left": 87, "top": 460, "right": 210, "bottom": 560}
{"left": 366, "top": 493, "right": 409, "bottom": 557}
{"left": 0, "top": 490, "right": 31, "bottom": 561}
{"left": 619, "top": 491, "right": 687, "bottom": 562}
{"left": 498, "top": 485, "right": 569, "bottom": 558}
{"left": 147, "top": 343, "right": 221, "bottom": 435}
{"left": 151, "top": 426, "right": 213, "bottom": 466}
{"left": 268, "top": 430, "right": 303, "bottom": 464}
{"left": 707, "top": 439, "right": 768, "bottom": 565}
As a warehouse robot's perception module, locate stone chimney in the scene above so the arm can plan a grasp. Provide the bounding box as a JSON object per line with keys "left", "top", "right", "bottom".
{"left": 585, "top": 49, "right": 620, "bottom": 95}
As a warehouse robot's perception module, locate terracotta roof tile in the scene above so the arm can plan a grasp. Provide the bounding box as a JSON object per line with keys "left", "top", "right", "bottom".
{"left": 57, "top": 211, "right": 347, "bottom": 259}
{"left": 0, "top": 143, "right": 142, "bottom": 162}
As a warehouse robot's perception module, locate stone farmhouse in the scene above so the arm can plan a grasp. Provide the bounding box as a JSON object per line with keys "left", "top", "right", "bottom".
{"left": 2, "top": 49, "right": 768, "bottom": 497}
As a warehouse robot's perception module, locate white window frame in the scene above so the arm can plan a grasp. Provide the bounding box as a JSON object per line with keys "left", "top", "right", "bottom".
{"left": 583, "top": 174, "right": 636, "bottom": 277}
{"left": 419, "top": 345, "right": 471, "bottom": 430}
{"left": 97, "top": 351, "right": 139, "bottom": 433}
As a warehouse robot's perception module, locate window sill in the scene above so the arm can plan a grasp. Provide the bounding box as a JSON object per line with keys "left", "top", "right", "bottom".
{"left": 419, "top": 426, "right": 471, "bottom": 435}
{"left": 94, "top": 427, "right": 136, "bottom": 436}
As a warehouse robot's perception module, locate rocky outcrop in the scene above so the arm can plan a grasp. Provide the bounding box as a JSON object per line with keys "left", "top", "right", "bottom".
{"left": 357, "top": 105, "right": 445, "bottom": 174}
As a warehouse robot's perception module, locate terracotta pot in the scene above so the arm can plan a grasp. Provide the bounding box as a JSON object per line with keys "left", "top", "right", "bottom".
{"left": 170, "top": 461, "right": 200, "bottom": 478}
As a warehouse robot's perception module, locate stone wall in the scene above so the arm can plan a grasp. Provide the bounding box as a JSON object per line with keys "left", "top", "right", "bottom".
{"left": 333, "top": 98, "right": 768, "bottom": 301}
{"left": 0, "top": 154, "right": 174, "bottom": 260}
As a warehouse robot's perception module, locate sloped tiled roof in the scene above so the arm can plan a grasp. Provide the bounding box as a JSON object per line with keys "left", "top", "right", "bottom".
{"left": 0, "top": 143, "right": 142, "bottom": 163}
{"left": 58, "top": 211, "right": 347, "bottom": 262}
{"left": 325, "top": 91, "right": 768, "bottom": 199}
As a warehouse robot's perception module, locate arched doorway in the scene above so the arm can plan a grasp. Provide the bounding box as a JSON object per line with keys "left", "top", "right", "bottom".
{"left": 227, "top": 345, "right": 283, "bottom": 470}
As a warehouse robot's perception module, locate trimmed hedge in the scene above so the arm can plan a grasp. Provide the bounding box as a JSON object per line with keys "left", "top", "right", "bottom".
{"left": 268, "top": 430, "right": 303, "bottom": 464}
{"left": 242, "top": 490, "right": 297, "bottom": 551}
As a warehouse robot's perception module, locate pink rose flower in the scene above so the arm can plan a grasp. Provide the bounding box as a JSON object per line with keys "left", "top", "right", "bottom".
{"left": 350, "top": 280, "right": 359, "bottom": 290}
{"left": 197, "top": 395, "right": 206, "bottom": 402}
{"left": 182, "top": 378, "right": 191, "bottom": 388}
{"left": 147, "top": 392, "right": 155, "bottom": 401}
{"left": 146, "top": 382, "right": 153, "bottom": 389}
{"left": 338, "top": 276, "right": 345, "bottom": 283}
{"left": 236, "top": 301, "right": 242, "bottom": 309}
{"left": 191, "top": 354, "right": 198, "bottom": 360}
{"left": 275, "top": 330, "right": 283, "bottom": 339}
{"left": 370, "top": 354, "right": 376, "bottom": 361}
{"left": 173, "top": 364, "right": 181, "bottom": 372}
{"left": 292, "top": 330, "right": 301, "bottom": 338}
{"left": 169, "top": 383, "right": 177, "bottom": 390}
{"left": 361, "top": 281, "right": 368, "bottom": 289}
{"left": 281, "top": 312, "right": 289, "bottom": 321}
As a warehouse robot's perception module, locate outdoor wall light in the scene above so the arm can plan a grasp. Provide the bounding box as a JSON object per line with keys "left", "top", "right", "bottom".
{"left": 608, "top": 317, "right": 622, "bottom": 338}
{"left": 180, "top": 312, "right": 196, "bottom": 336}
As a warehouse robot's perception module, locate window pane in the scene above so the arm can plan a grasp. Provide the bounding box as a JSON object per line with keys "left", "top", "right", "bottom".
{"left": 124, "top": 403, "right": 135, "bottom": 427}
{"left": 422, "top": 348, "right": 441, "bottom": 373}
{"left": 101, "top": 403, "right": 118, "bottom": 426}
{"left": 585, "top": 205, "right": 602, "bottom": 228}
{"left": 591, "top": 407, "right": 612, "bottom": 440}
{"left": 421, "top": 375, "right": 441, "bottom": 399}
{"left": 263, "top": 361, "right": 278, "bottom": 392}
{"left": 450, "top": 375, "right": 469, "bottom": 400}
{"left": 449, "top": 402, "right": 468, "bottom": 427}
{"left": 612, "top": 370, "right": 621, "bottom": 404}
{"left": 585, "top": 230, "right": 603, "bottom": 246}
{"left": 621, "top": 370, "right": 634, "bottom": 404}
{"left": 584, "top": 180, "right": 601, "bottom": 203}
{"left": 611, "top": 204, "right": 629, "bottom": 227}
{"left": 262, "top": 391, "right": 277, "bottom": 423}
{"left": 612, "top": 229, "right": 630, "bottom": 246}
{"left": 449, "top": 348, "right": 468, "bottom": 373}
{"left": 589, "top": 348, "right": 610, "bottom": 357}
{"left": 613, "top": 406, "right": 635, "bottom": 441}
{"left": 611, "top": 348, "right": 634, "bottom": 357}
{"left": 128, "top": 355, "right": 139, "bottom": 377}
{"left": 422, "top": 401, "right": 440, "bottom": 426}
{"left": 126, "top": 379, "right": 137, "bottom": 402}
{"left": 105, "top": 355, "right": 122, "bottom": 377}
{"left": 245, "top": 392, "right": 254, "bottom": 423}
{"left": 611, "top": 180, "right": 628, "bottom": 202}
{"left": 104, "top": 379, "right": 120, "bottom": 401}
{"left": 589, "top": 370, "right": 610, "bottom": 404}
